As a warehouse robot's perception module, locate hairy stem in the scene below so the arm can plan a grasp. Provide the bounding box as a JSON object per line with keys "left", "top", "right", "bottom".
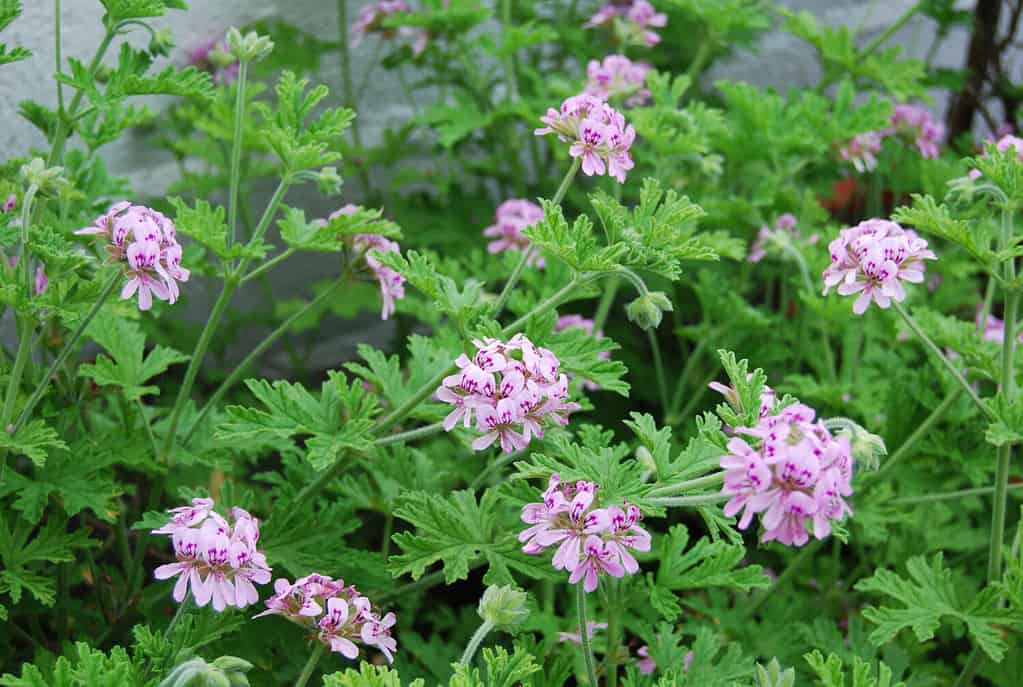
{"left": 293, "top": 642, "right": 325, "bottom": 687}
{"left": 459, "top": 619, "right": 495, "bottom": 666}
{"left": 892, "top": 301, "right": 994, "bottom": 421}
{"left": 605, "top": 580, "right": 621, "bottom": 687}
{"left": 576, "top": 584, "right": 599, "bottom": 687}
{"left": 226, "top": 61, "right": 249, "bottom": 254}
{"left": 592, "top": 277, "right": 620, "bottom": 333}
{"left": 490, "top": 158, "right": 580, "bottom": 318}
{"left": 890, "top": 482, "right": 1023, "bottom": 505}
{"left": 871, "top": 388, "right": 962, "bottom": 480}
{"left": 649, "top": 471, "right": 725, "bottom": 496}
{"left": 648, "top": 329, "right": 671, "bottom": 415}
{"left": 646, "top": 493, "right": 730, "bottom": 508}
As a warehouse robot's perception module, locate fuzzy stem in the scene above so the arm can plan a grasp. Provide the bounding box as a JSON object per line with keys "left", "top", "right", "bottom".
{"left": 490, "top": 158, "right": 580, "bottom": 318}
{"left": 576, "top": 584, "right": 599, "bottom": 687}
{"left": 235, "top": 179, "right": 291, "bottom": 277}
{"left": 871, "top": 388, "right": 962, "bottom": 480}
{"left": 160, "top": 283, "right": 237, "bottom": 463}
{"left": 605, "top": 580, "right": 621, "bottom": 687}
{"left": 459, "top": 619, "right": 495, "bottom": 666}
{"left": 592, "top": 277, "right": 620, "bottom": 333}
{"left": 47, "top": 28, "right": 116, "bottom": 166}
{"left": 184, "top": 277, "right": 347, "bottom": 445}
{"left": 746, "top": 540, "right": 822, "bottom": 616}
{"left": 337, "top": 0, "right": 371, "bottom": 194}
{"left": 890, "top": 483, "right": 1023, "bottom": 505}
{"left": 165, "top": 594, "right": 191, "bottom": 637}
{"left": 685, "top": 37, "right": 714, "bottom": 83}
{"left": 226, "top": 60, "right": 249, "bottom": 254}
{"left": 860, "top": 1, "right": 923, "bottom": 57}
{"left": 7, "top": 270, "right": 120, "bottom": 439}
{"left": 648, "top": 329, "right": 671, "bottom": 415}
{"left": 293, "top": 643, "right": 326, "bottom": 687}
{"left": 649, "top": 471, "right": 725, "bottom": 497}
{"left": 240, "top": 247, "right": 296, "bottom": 284}
{"left": 374, "top": 421, "right": 445, "bottom": 447}
{"left": 54, "top": 0, "right": 64, "bottom": 112}
{"left": 646, "top": 493, "right": 730, "bottom": 507}
{"left": 891, "top": 301, "right": 994, "bottom": 421}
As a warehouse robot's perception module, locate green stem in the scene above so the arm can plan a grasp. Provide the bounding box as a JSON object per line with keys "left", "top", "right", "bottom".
{"left": 746, "top": 540, "right": 822, "bottom": 616}
{"left": 951, "top": 649, "right": 984, "bottom": 687}
{"left": 891, "top": 301, "right": 994, "bottom": 421}
{"left": 293, "top": 642, "right": 325, "bottom": 687}
{"left": 184, "top": 277, "right": 347, "bottom": 445}
{"left": 165, "top": 594, "right": 191, "bottom": 637}
{"left": 592, "top": 277, "right": 620, "bottom": 333}
{"left": 136, "top": 400, "right": 160, "bottom": 458}
{"left": 337, "top": 0, "right": 369, "bottom": 196}
{"left": 469, "top": 449, "right": 525, "bottom": 491}
{"left": 240, "top": 247, "right": 296, "bottom": 284}
{"left": 649, "top": 471, "right": 725, "bottom": 496}
{"left": 871, "top": 388, "right": 962, "bottom": 480}
{"left": 647, "top": 493, "right": 730, "bottom": 508}
{"left": 54, "top": 0, "right": 64, "bottom": 113}
{"left": 978, "top": 277, "right": 997, "bottom": 336}
{"left": 860, "top": 2, "right": 922, "bottom": 57}
{"left": 6, "top": 270, "right": 120, "bottom": 440}
{"left": 235, "top": 180, "right": 291, "bottom": 277}
{"left": 47, "top": 28, "right": 116, "bottom": 166}
{"left": 490, "top": 158, "right": 580, "bottom": 318}
{"left": 160, "top": 283, "right": 237, "bottom": 463}
{"left": 648, "top": 329, "right": 670, "bottom": 416}
{"left": 374, "top": 421, "right": 444, "bottom": 447}
{"left": 669, "top": 336, "right": 711, "bottom": 417}
{"left": 890, "top": 483, "right": 1023, "bottom": 506}
{"left": 459, "top": 619, "right": 495, "bottom": 665}
{"left": 226, "top": 60, "right": 249, "bottom": 254}
{"left": 576, "top": 583, "right": 599, "bottom": 687}
{"left": 605, "top": 580, "right": 621, "bottom": 687}
{"left": 685, "top": 36, "right": 714, "bottom": 83}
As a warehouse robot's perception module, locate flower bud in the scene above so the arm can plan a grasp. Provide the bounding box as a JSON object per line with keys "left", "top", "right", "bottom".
{"left": 625, "top": 291, "right": 673, "bottom": 330}
{"left": 160, "top": 656, "right": 253, "bottom": 687}
{"left": 20, "top": 158, "right": 67, "bottom": 195}
{"left": 226, "top": 27, "right": 274, "bottom": 63}
{"left": 149, "top": 28, "right": 176, "bottom": 57}
{"left": 635, "top": 446, "right": 657, "bottom": 475}
{"left": 477, "top": 585, "right": 529, "bottom": 630}
{"left": 700, "top": 154, "right": 724, "bottom": 178}
{"left": 754, "top": 658, "right": 795, "bottom": 687}
{"left": 316, "top": 166, "right": 343, "bottom": 196}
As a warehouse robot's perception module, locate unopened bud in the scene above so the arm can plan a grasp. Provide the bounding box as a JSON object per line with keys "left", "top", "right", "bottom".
{"left": 20, "top": 158, "right": 67, "bottom": 195}
{"left": 754, "top": 658, "right": 795, "bottom": 687}
{"left": 625, "top": 291, "right": 673, "bottom": 330}
{"left": 149, "top": 28, "right": 176, "bottom": 57}
{"left": 316, "top": 166, "right": 343, "bottom": 196}
{"left": 478, "top": 585, "right": 529, "bottom": 630}
{"left": 226, "top": 27, "right": 274, "bottom": 63}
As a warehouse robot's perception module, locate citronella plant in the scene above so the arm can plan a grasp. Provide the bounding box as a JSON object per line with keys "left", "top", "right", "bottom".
{"left": 2, "top": 1, "right": 1023, "bottom": 686}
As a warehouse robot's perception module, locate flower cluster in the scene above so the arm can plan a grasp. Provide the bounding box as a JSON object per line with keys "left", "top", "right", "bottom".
{"left": 153, "top": 498, "right": 271, "bottom": 611}
{"left": 838, "top": 103, "right": 944, "bottom": 172}
{"left": 584, "top": 54, "right": 651, "bottom": 107}
{"left": 720, "top": 400, "right": 854, "bottom": 547}
{"left": 536, "top": 94, "right": 635, "bottom": 182}
{"left": 554, "top": 315, "right": 610, "bottom": 390}
{"left": 520, "top": 474, "right": 651, "bottom": 592}
{"left": 187, "top": 37, "right": 239, "bottom": 85}
{"left": 256, "top": 573, "right": 397, "bottom": 662}
{"left": 586, "top": 1, "right": 667, "bottom": 47}
{"left": 747, "top": 213, "right": 819, "bottom": 263}
{"left": 437, "top": 336, "right": 580, "bottom": 453}
{"left": 351, "top": 1, "right": 428, "bottom": 57}
{"left": 968, "top": 134, "right": 1023, "bottom": 180}
{"left": 482, "top": 199, "right": 545, "bottom": 267}
{"left": 822, "top": 219, "right": 936, "bottom": 315}
{"left": 77, "top": 202, "right": 190, "bottom": 311}
{"left": 318, "top": 205, "right": 407, "bottom": 320}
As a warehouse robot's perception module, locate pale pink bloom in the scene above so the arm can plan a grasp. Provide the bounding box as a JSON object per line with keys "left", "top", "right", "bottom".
{"left": 888, "top": 104, "right": 944, "bottom": 159}
{"left": 585, "top": 55, "right": 651, "bottom": 107}
{"left": 839, "top": 132, "right": 883, "bottom": 173}
{"left": 637, "top": 645, "right": 656, "bottom": 674}
{"left": 3, "top": 194, "right": 15, "bottom": 212}
{"left": 152, "top": 500, "right": 270, "bottom": 611}
{"left": 76, "top": 203, "right": 188, "bottom": 311}
{"left": 570, "top": 535, "right": 625, "bottom": 591}
{"left": 535, "top": 94, "right": 635, "bottom": 183}
{"left": 34, "top": 264, "right": 47, "bottom": 295}
{"left": 361, "top": 612, "right": 398, "bottom": 663}
{"left": 822, "top": 219, "right": 936, "bottom": 315}
{"left": 586, "top": 1, "right": 667, "bottom": 47}
{"left": 747, "top": 213, "right": 818, "bottom": 263}
{"left": 437, "top": 336, "right": 578, "bottom": 453}
{"left": 483, "top": 199, "right": 545, "bottom": 267}
{"left": 187, "top": 36, "right": 239, "bottom": 85}
{"left": 351, "top": 1, "right": 427, "bottom": 56}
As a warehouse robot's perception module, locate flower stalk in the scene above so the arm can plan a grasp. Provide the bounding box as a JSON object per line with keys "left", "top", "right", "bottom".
{"left": 458, "top": 619, "right": 495, "bottom": 666}
{"left": 576, "top": 584, "right": 599, "bottom": 687}
{"left": 292, "top": 642, "right": 325, "bottom": 687}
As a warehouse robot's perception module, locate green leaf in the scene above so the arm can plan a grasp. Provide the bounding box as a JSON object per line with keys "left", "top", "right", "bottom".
{"left": 390, "top": 489, "right": 534, "bottom": 585}
{"left": 0, "top": 641, "right": 146, "bottom": 687}
{"left": 373, "top": 249, "right": 485, "bottom": 324}
{"left": 985, "top": 392, "right": 1023, "bottom": 447}
{"left": 854, "top": 553, "right": 1017, "bottom": 661}
{"left": 544, "top": 325, "right": 629, "bottom": 396}
{"left": 168, "top": 196, "right": 228, "bottom": 258}
{"left": 0, "top": 516, "right": 85, "bottom": 608}
{"left": 99, "top": 0, "right": 186, "bottom": 23}
{"left": 523, "top": 200, "right": 623, "bottom": 273}
{"left": 0, "top": 0, "right": 30, "bottom": 66}
{"left": 891, "top": 194, "right": 995, "bottom": 270}
{"left": 217, "top": 371, "right": 378, "bottom": 470}
{"left": 647, "top": 525, "right": 770, "bottom": 621}
{"left": 713, "top": 349, "right": 771, "bottom": 429}
{"left": 0, "top": 446, "right": 122, "bottom": 523}
{"left": 0, "top": 419, "right": 68, "bottom": 467}
{"left": 278, "top": 204, "right": 401, "bottom": 252}
{"left": 78, "top": 311, "right": 189, "bottom": 400}
{"left": 324, "top": 663, "right": 425, "bottom": 687}
{"left": 803, "top": 651, "right": 906, "bottom": 687}
{"left": 419, "top": 92, "right": 491, "bottom": 149}
{"left": 449, "top": 646, "right": 540, "bottom": 687}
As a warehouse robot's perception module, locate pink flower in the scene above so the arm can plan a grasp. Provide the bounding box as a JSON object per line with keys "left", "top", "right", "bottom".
{"left": 718, "top": 391, "right": 854, "bottom": 546}
{"left": 187, "top": 37, "right": 239, "bottom": 85}
{"left": 586, "top": 1, "right": 667, "bottom": 47}
{"left": 438, "top": 336, "right": 580, "bottom": 454}
{"left": 637, "top": 645, "right": 656, "bottom": 674}
{"left": 258, "top": 571, "right": 397, "bottom": 663}
{"left": 969, "top": 134, "right": 1023, "bottom": 179}
{"left": 483, "top": 199, "right": 545, "bottom": 267}
{"left": 34, "top": 264, "right": 47, "bottom": 295}
{"left": 153, "top": 500, "right": 271, "bottom": 611}
{"left": 822, "top": 219, "right": 936, "bottom": 315}
{"left": 521, "top": 475, "right": 649, "bottom": 591}
{"left": 977, "top": 306, "right": 1023, "bottom": 344}
{"left": 3, "top": 194, "right": 15, "bottom": 212}
{"left": 838, "top": 132, "right": 883, "bottom": 173}
{"left": 558, "top": 621, "right": 608, "bottom": 645}
{"left": 747, "top": 213, "right": 818, "bottom": 263}
{"left": 584, "top": 55, "right": 651, "bottom": 107}
{"left": 351, "top": 1, "right": 428, "bottom": 57}
{"left": 888, "top": 104, "right": 944, "bottom": 159}
{"left": 535, "top": 94, "right": 635, "bottom": 183}
{"left": 76, "top": 203, "right": 188, "bottom": 311}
